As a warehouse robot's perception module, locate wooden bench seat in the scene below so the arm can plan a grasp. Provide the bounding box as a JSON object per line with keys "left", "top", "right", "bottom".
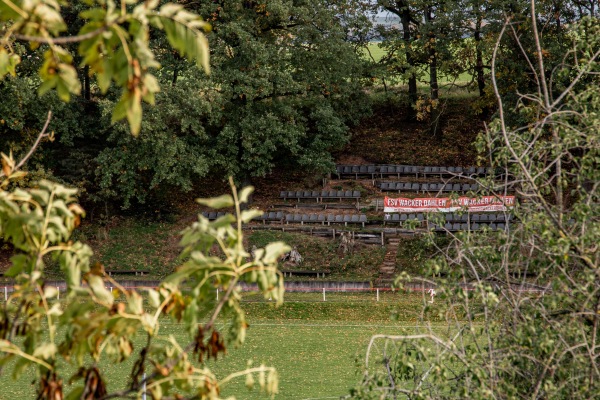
{"left": 281, "top": 270, "right": 329, "bottom": 278}
{"left": 105, "top": 270, "right": 150, "bottom": 276}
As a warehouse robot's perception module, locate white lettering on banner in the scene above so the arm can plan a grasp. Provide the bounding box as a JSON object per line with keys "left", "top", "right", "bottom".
{"left": 384, "top": 196, "right": 516, "bottom": 213}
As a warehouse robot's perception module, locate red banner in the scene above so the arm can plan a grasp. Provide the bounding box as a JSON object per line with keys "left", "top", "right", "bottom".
{"left": 384, "top": 195, "right": 516, "bottom": 213}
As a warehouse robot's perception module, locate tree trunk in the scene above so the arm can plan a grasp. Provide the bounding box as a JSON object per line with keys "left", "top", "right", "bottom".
{"left": 553, "top": 1, "right": 561, "bottom": 29}
{"left": 400, "top": 8, "right": 418, "bottom": 120}
{"left": 474, "top": 15, "right": 486, "bottom": 98}
{"left": 425, "top": 7, "right": 441, "bottom": 141}
{"left": 172, "top": 68, "right": 179, "bottom": 86}
{"left": 426, "top": 7, "right": 439, "bottom": 102}
{"left": 84, "top": 65, "right": 91, "bottom": 100}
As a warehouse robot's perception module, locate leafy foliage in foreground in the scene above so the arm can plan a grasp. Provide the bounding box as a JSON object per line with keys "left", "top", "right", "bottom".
{"left": 351, "top": 9, "right": 600, "bottom": 400}
{"left": 0, "top": 173, "right": 289, "bottom": 399}
{"left": 0, "top": 0, "right": 210, "bottom": 136}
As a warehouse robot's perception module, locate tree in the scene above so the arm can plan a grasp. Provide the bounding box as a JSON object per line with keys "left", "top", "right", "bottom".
{"left": 371, "top": 1, "right": 473, "bottom": 136}
{"left": 95, "top": 0, "right": 370, "bottom": 207}
{"left": 1, "top": 0, "right": 210, "bottom": 136}
{"left": 350, "top": 2, "right": 599, "bottom": 398}
{"left": 375, "top": 0, "right": 421, "bottom": 118}
{"left": 2, "top": 0, "right": 371, "bottom": 208}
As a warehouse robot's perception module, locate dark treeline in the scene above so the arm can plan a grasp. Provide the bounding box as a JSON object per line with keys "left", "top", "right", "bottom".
{"left": 0, "top": 0, "right": 597, "bottom": 211}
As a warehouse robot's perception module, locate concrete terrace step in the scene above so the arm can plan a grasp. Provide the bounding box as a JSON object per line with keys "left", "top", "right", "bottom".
{"left": 379, "top": 239, "right": 400, "bottom": 278}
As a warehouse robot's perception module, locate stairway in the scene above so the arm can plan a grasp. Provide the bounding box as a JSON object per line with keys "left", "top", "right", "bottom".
{"left": 378, "top": 237, "right": 401, "bottom": 281}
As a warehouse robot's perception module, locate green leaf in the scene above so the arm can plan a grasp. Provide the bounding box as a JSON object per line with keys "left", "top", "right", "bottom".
{"left": 196, "top": 194, "right": 234, "bottom": 209}
{"left": 86, "top": 275, "right": 114, "bottom": 306}
{"left": 4, "top": 254, "right": 28, "bottom": 277}
{"left": 159, "top": 3, "right": 184, "bottom": 17}
{"left": 127, "top": 291, "right": 144, "bottom": 314}
{"left": 263, "top": 242, "right": 291, "bottom": 264}
{"left": 0, "top": 50, "right": 21, "bottom": 80}
{"left": 11, "top": 355, "right": 30, "bottom": 380}
{"left": 147, "top": 288, "right": 161, "bottom": 308}
{"left": 143, "top": 74, "right": 160, "bottom": 100}
{"left": 44, "top": 286, "right": 59, "bottom": 299}
{"left": 80, "top": 8, "right": 106, "bottom": 20}
{"left": 33, "top": 3, "right": 67, "bottom": 35}
{"left": 97, "top": 59, "right": 113, "bottom": 93}
{"left": 240, "top": 209, "right": 263, "bottom": 223}
{"left": 112, "top": 93, "right": 130, "bottom": 123}
{"left": 38, "top": 78, "right": 57, "bottom": 97}
{"left": 65, "top": 386, "right": 85, "bottom": 400}
{"left": 211, "top": 213, "right": 236, "bottom": 228}
{"left": 239, "top": 186, "right": 254, "bottom": 204}
{"left": 246, "top": 372, "right": 255, "bottom": 390}
{"left": 127, "top": 89, "right": 143, "bottom": 136}
{"left": 33, "top": 343, "right": 58, "bottom": 360}
{"left": 56, "top": 79, "right": 71, "bottom": 102}
{"left": 0, "top": 2, "right": 22, "bottom": 19}
{"left": 154, "top": 7, "right": 210, "bottom": 74}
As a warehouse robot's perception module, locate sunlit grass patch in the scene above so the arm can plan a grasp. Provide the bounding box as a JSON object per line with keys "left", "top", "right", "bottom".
{"left": 2, "top": 293, "right": 460, "bottom": 399}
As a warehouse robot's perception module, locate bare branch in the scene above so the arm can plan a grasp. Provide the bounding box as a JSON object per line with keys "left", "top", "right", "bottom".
{"left": 9, "top": 26, "right": 111, "bottom": 45}
{"left": 0, "top": 111, "right": 53, "bottom": 178}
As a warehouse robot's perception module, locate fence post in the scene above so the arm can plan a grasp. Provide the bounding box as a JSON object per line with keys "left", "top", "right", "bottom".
{"left": 142, "top": 373, "right": 147, "bottom": 400}
{"left": 322, "top": 288, "right": 326, "bottom": 302}
{"left": 216, "top": 288, "right": 219, "bottom": 301}
{"left": 4, "top": 286, "right": 6, "bottom": 301}
{"left": 377, "top": 288, "right": 379, "bottom": 302}
{"left": 57, "top": 287, "right": 59, "bottom": 300}
{"left": 381, "top": 231, "right": 384, "bottom": 246}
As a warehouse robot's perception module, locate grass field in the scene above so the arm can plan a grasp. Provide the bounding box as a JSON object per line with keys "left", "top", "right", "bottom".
{"left": 87, "top": 219, "right": 181, "bottom": 278}
{"left": 0, "top": 293, "right": 456, "bottom": 399}
{"left": 362, "top": 42, "right": 474, "bottom": 85}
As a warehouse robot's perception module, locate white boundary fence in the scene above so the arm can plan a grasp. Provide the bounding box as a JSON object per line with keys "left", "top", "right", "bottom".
{"left": 1, "top": 280, "right": 549, "bottom": 303}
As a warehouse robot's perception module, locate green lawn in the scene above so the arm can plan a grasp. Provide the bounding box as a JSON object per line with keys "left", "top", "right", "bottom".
{"left": 66, "top": 218, "right": 183, "bottom": 279}
{"left": 0, "top": 293, "right": 456, "bottom": 399}
{"left": 211, "top": 322, "right": 450, "bottom": 399}
{"left": 363, "top": 42, "right": 388, "bottom": 62}
{"left": 362, "top": 42, "right": 474, "bottom": 84}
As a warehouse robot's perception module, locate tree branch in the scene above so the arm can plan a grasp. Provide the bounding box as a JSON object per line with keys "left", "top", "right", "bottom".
{"left": 9, "top": 26, "right": 110, "bottom": 45}
{"left": 0, "top": 111, "right": 52, "bottom": 178}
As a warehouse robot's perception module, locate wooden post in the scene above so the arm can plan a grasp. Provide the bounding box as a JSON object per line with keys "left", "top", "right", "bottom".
{"left": 381, "top": 231, "right": 384, "bottom": 246}
{"left": 142, "top": 373, "right": 147, "bottom": 400}
{"left": 322, "top": 288, "right": 326, "bottom": 302}
{"left": 377, "top": 288, "right": 379, "bottom": 302}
